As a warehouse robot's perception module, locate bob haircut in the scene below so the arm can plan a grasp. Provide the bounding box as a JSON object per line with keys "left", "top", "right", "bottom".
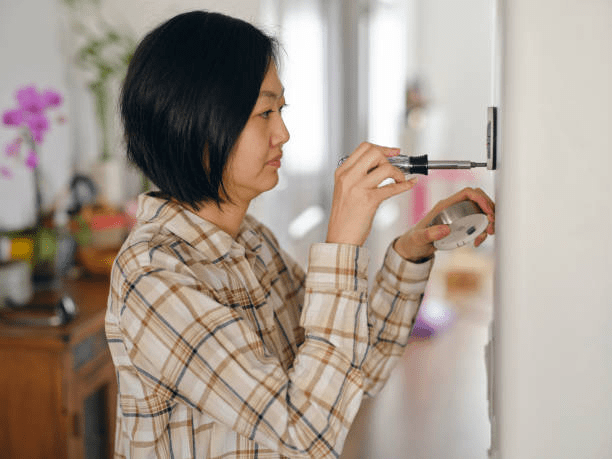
{"left": 120, "top": 11, "right": 279, "bottom": 209}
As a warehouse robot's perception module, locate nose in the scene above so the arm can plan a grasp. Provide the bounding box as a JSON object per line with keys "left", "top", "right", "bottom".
{"left": 271, "top": 115, "right": 290, "bottom": 148}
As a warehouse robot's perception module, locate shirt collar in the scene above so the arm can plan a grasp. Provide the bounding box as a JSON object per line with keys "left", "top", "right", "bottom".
{"left": 136, "top": 193, "right": 264, "bottom": 262}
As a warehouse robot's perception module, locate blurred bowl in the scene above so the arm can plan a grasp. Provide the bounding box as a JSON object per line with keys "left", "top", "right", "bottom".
{"left": 76, "top": 246, "right": 118, "bottom": 276}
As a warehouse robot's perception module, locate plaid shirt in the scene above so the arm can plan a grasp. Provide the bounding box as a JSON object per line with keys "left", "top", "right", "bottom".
{"left": 106, "top": 193, "right": 432, "bottom": 458}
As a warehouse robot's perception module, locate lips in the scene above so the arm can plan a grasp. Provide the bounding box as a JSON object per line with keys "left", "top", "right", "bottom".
{"left": 267, "top": 155, "right": 282, "bottom": 167}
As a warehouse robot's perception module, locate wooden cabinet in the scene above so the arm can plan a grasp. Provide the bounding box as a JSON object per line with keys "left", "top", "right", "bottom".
{"left": 0, "top": 276, "right": 116, "bottom": 459}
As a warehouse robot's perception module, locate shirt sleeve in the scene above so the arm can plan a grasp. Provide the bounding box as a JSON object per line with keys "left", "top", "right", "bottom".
{"left": 360, "top": 243, "right": 434, "bottom": 396}
{"left": 113, "top": 243, "right": 371, "bottom": 458}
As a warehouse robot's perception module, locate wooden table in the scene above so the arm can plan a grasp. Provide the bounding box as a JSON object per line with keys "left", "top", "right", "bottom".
{"left": 0, "top": 275, "right": 116, "bottom": 459}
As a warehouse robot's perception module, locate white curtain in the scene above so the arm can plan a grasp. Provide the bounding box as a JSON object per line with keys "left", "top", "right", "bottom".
{"left": 255, "top": 0, "right": 416, "bottom": 273}
{"left": 253, "top": 0, "right": 335, "bottom": 267}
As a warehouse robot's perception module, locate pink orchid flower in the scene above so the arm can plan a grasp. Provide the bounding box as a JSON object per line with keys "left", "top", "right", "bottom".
{"left": 2, "top": 109, "right": 24, "bottom": 126}
{"left": 5, "top": 138, "right": 22, "bottom": 157}
{"left": 16, "top": 85, "right": 45, "bottom": 113}
{"left": 24, "top": 149, "right": 39, "bottom": 170}
{"left": 42, "top": 89, "right": 63, "bottom": 108}
{"left": 1, "top": 85, "right": 64, "bottom": 178}
{"left": 26, "top": 113, "right": 50, "bottom": 144}
{"left": 0, "top": 166, "right": 13, "bottom": 178}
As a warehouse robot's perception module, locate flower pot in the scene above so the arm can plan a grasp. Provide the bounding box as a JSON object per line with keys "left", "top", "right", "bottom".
{"left": 91, "top": 158, "right": 123, "bottom": 208}
{"left": 0, "top": 166, "right": 38, "bottom": 231}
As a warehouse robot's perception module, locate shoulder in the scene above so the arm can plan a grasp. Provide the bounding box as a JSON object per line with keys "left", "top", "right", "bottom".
{"left": 109, "top": 220, "right": 231, "bottom": 319}
{"left": 115, "top": 218, "right": 176, "bottom": 269}
{"left": 109, "top": 219, "right": 184, "bottom": 300}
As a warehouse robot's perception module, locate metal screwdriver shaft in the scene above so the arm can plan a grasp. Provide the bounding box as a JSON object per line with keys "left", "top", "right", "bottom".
{"left": 387, "top": 154, "right": 487, "bottom": 175}
{"left": 337, "top": 154, "right": 488, "bottom": 175}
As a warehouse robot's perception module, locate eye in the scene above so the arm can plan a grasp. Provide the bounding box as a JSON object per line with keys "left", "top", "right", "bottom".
{"left": 259, "top": 104, "right": 288, "bottom": 120}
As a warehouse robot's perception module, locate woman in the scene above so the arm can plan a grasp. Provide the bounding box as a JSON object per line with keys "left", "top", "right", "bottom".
{"left": 106, "top": 10, "right": 495, "bottom": 458}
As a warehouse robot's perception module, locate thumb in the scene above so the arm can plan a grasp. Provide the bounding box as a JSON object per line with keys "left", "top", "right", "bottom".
{"left": 415, "top": 224, "right": 450, "bottom": 246}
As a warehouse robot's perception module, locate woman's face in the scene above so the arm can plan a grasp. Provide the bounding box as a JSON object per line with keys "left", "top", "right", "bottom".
{"left": 223, "top": 62, "right": 290, "bottom": 205}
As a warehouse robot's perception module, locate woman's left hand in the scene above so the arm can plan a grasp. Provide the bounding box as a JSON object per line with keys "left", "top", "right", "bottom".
{"left": 394, "top": 187, "right": 495, "bottom": 262}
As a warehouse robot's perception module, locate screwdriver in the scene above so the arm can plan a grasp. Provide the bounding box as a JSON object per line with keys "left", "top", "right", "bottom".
{"left": 338, "top": 154, "right": 488, "bottom": 175}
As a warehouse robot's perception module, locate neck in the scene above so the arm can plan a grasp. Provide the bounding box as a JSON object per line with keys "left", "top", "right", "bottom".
{"left": 191, "top": 199, "right": 249, "bottom": 240}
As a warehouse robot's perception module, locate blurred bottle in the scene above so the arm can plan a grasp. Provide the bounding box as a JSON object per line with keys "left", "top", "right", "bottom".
{"left": 53, "top": 210, "right": 77, "bottom": 278}
{"left": 0, "top": 235, "right": 34, "bottom": 264}
{"left": 0, "top": 237, "right": 35, "bottom": 307}
{"left": 31, "top": 223, "right": 59, "bottom": 287}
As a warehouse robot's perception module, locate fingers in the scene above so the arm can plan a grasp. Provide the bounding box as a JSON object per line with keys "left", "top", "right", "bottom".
{"left": 393, "top": 224, "right": 450, "bottom": 261}
{"left": 448, "top": 188, "right": 496, "bottom": 244}
{"left": 336, "top": 142, "right": 415, "bottom": 205}
{"left": 373, "top": 176, "right": 418, "bottom": 202}
{"left": 362, "top": 161, "right": 408, "bottom": 189}
{"left": 425, "top": 187, "right": 496, "bottom": 231}
{"left": 426, "top": 222, "right": 490, "bottom": 249}
{"left": 328, "top": 143, "right": 413, "bottom": 246}
{"left": 414, "top": 224, "right": 451, "bottom": 246}
{"left": 339, "top": 143, "right": 412, "bottom": 196}
{"left": 474, "top": 231, "right": 488, "bottom": 247}
{"left": 436, "top": 187, "right": 493, "bottom": 215}
{"left": 459, "top": 187, "right": 495, "bottom": 216}
{"left": 338, "top": 142, "right": 400, "bottom": 174}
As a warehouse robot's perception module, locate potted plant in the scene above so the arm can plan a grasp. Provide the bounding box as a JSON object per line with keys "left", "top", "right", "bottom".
{"left": 1, "top": 85, "right": 67, "bottom": 284}
{"left": 67, "top": 11, "right": 136, "bottom": 207}
{"left": 1, "top": 85, "right": 65, "bottom": 225}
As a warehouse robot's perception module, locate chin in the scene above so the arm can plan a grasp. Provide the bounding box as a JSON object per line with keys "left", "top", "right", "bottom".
{"left": 265, "top": 168, "right": 280, "bottom": 186}
{"left": 248, "top": 173, "right": 279, "bottom": 199}
{"left": 262, "top": 176, "right": 280, "bottom": 193}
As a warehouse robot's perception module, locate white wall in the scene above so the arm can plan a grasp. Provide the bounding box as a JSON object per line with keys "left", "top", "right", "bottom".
{"left": 418, "top": 0, "right": 492, "bottom": 163}
{"left": 99, "top": 0, "right": 261, "bottom": 38}
{"left": 495, "top": 0, "right": 612, "bottom": 457}
{"left": 0, "top": 0, "right": 72, "bottom": 230}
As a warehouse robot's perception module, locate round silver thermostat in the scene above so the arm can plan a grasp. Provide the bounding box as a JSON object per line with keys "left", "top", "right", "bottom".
{"left": 429, "top": 200, "right": 488, "bottom": 250}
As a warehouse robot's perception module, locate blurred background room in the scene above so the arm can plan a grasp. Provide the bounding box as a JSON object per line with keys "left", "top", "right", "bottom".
{"left": 1, "top": 0, "right": 610, "bottom": 458}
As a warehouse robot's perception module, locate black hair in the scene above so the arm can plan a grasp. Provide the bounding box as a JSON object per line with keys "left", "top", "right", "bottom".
{"left": 120, "top": 10, "right": 279, "bottom": 208}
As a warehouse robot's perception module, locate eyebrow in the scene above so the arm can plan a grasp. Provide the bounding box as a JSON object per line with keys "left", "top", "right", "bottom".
{"left": 259, "top": 88, "right": 285, "bottom": 99}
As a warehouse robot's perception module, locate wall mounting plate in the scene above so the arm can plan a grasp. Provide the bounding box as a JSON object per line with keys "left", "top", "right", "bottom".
{"left": 487, "top": 106, "right": 497, "bottom": 170}
{"left": 429, "top": 200, "right": 489, "bottom": 250}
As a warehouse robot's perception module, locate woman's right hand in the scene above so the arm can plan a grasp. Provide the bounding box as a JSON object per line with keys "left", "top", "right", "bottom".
{"left": 326, "top": 142, "right": 418, "bottom": 246}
